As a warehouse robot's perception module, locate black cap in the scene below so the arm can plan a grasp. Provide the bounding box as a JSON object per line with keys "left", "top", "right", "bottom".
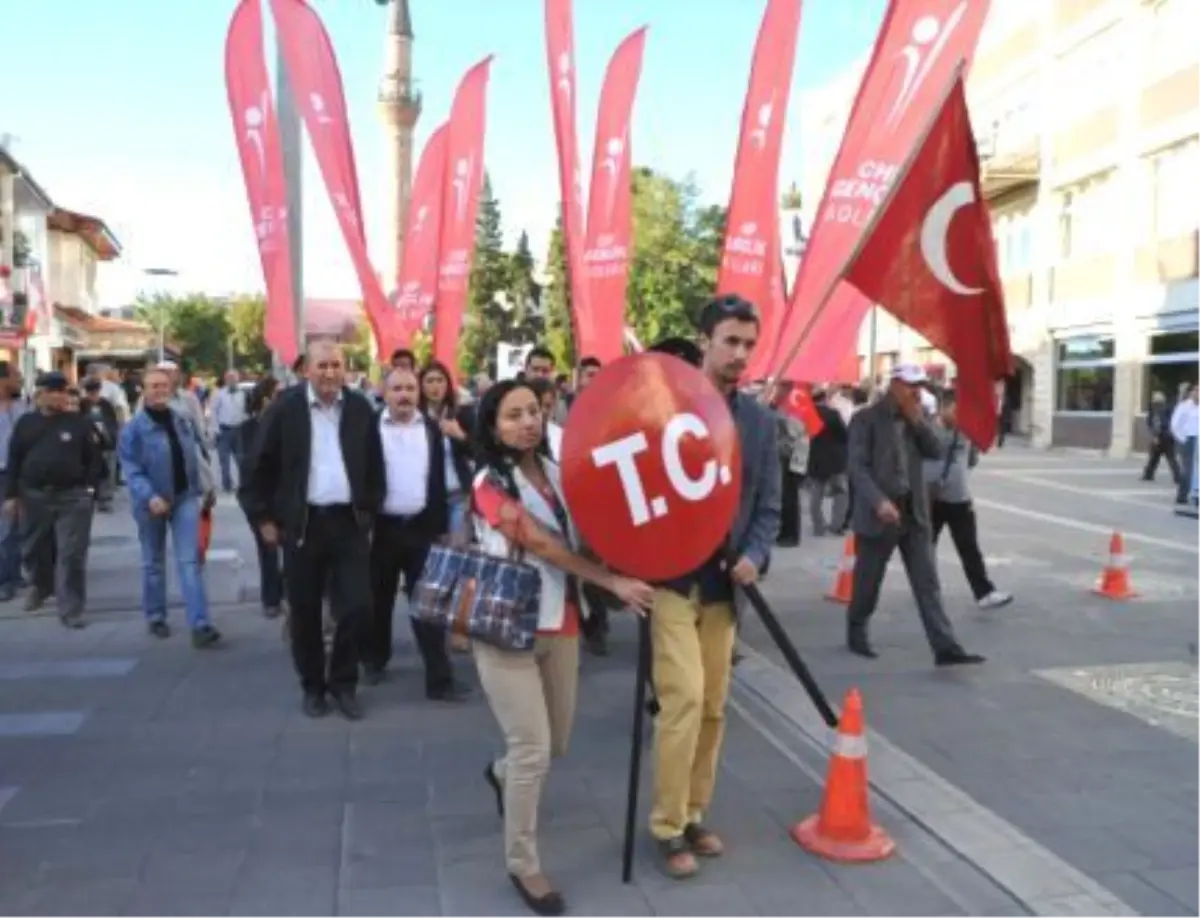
{"left": 82, "top": 378, "right": 102, "bottom": 393}
{"left": 36, "top": 371, "right": 69, "bottom": 392}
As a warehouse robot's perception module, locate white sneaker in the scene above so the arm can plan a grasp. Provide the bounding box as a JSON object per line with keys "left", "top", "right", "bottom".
{"left": 978, "top": 591, "right": 1013, "bottom": 610}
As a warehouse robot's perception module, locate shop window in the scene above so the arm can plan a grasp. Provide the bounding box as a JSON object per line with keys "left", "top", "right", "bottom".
{"left": 1057, "top": 366, "right": 1115, "bottom": 412}
{"left": 1056, "top": 334, "right": 1115, "bottom": 412}
{"left": 1144, "top": 329, "right": 1199, "bottom": 408}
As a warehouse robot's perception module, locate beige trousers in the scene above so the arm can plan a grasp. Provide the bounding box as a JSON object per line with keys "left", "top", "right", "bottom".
{"left": 648, "top": 587, "right": 737, "bottom": 840}
{"left": 474, "top": 635, "right": 580, "bottom": 877}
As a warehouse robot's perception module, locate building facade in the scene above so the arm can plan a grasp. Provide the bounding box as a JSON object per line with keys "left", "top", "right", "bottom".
{"left": 796, "top": 0, "right": 1199, "bottom": 454}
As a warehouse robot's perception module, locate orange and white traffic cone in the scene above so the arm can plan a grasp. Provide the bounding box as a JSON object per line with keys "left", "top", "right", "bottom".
{"left": 1093, "top": 531, "right": 1137, "bottom": 600}
{"left": 791, "top": 688, "right": 895, "bottom": 863}
{"left": 825, "top": 534, "right": 856, "bottom": 604}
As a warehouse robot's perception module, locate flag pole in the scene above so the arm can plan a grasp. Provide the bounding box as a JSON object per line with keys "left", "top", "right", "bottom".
{"left": 767, "top": 61, "right": 968, "bottom": 385}
{"left": 277, "top": 34, "right": 305, "bottom": 362}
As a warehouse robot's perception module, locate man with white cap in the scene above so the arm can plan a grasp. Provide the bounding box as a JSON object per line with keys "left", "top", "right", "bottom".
{"left": 844, "top": 363, "right": 984, "bottom": 666}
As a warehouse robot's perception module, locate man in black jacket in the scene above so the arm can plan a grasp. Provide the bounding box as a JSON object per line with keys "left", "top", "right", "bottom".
{"left": 364, "top": 368, "right": 466, "bottom": 699}
{"left": 242, "top": 340, "right": 386, "bottom": 719}
{"left": 81, "top": 378, "right": 119, "bottom": 512}
{"left": 4, "top": 371, "right": 104, "bottom": 628}
{"left": 806, "top": 388, "right": 849, "bottom": 536}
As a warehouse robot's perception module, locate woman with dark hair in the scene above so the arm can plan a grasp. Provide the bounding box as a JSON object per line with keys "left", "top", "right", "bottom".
{"left": 523, "top": 377, "right": 561, "bottom": 461}
{"left": 471, "top": 379, "right": 654, "bottom": 915}
{"left": 237, "top": 376, "right": 285, "bottom": 618}
{"left": 419, "top": 361, "right": 474, "bottom": 536}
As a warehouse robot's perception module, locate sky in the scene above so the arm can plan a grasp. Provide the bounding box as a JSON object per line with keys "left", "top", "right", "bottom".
{"left": 0, "top": 0, "right": 885, "bottom": 308}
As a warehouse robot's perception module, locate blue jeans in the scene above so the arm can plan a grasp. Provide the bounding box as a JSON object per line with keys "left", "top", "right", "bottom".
{"left": 136, "top": 495, "right": 211, "bottom": 630}
{"left": 216, "top": 426, "right": 240, "bottom": 492}
{"left": 448, "top": 491, "right": 468, "bottom": 538}
{"left": 0, "top": 473, "right": 23, "bottom": 593}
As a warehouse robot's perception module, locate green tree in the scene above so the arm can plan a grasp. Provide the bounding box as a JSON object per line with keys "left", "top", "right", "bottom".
{"left": 502, "top": 230, "right": 544, "bottom": 345}
{"left": 227, "top": 294, "right": 272, "bottom": 373}
{"left": 541, "top": 209, "right": 574, "bottom": 367}
{"left": 135, "top": 292, "right": 231, "bottom": 377}
{"left": 341, "top": 314, "right": 375, "bottom": 372}
{"left": 626, "top": 168, "right": 727, "bottom": 346}
{"left": 458, "top": 174, "right": 511, "bottom": 375}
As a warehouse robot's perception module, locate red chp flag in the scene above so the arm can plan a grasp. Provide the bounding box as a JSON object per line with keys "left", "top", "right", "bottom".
{"left": 771, "top": 0, "right": 991, "bottom": 382}
{"left": 845, "top": 74, "right": 1011, "bottom": 449}
{"left": 391, "top": 123, "right": 448, "bottom": 353}
{"left": 269, "top": 0, "right": 391, "bottom": 357}
{"left": 225, "top": 0, "right": 298, "bottom": 364}
{"left": 434, "top": 56, "right": 493, "bottom": 371}
{"left": 584, "top": 26, "right": 647, "bottom": 364}
{"left": 545, "top": 0, "right": 595, "bottom": 352}
{"left": 720, "top": 0, "right": 804, "bottom": 382}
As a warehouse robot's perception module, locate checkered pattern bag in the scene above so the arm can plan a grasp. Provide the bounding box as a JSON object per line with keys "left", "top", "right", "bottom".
{"left": 411, "top": 544, "right": 542, "bottom": 651}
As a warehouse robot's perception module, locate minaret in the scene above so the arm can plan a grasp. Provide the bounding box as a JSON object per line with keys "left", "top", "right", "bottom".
{"left": 378, "top": 0, "right": 420, "bottom": 293}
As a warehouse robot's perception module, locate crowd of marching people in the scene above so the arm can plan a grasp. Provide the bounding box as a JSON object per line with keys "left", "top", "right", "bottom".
{"left": 0, "top": 297, "right": 1194, "bottom": 914}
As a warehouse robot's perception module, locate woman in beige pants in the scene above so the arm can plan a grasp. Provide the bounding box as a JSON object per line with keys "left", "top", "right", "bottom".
{"left": 470, "top": 380, "right": 654, "bottom": 916}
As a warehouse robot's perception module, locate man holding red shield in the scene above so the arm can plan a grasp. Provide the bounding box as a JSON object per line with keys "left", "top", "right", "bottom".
{"left": 649, "top": 295, "right": 780, "bottom": 879}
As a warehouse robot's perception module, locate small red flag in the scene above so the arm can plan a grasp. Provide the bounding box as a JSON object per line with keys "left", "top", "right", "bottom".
{"left": 782, "top": 385, "right": 825, "bottom": 437}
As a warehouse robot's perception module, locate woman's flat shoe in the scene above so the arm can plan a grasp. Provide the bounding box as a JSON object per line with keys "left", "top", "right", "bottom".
{"left": 484, "top": 762, "right": 504, "bottom": 817}
{"left": 508, "top": 874, "right": 566, "bottom": 916}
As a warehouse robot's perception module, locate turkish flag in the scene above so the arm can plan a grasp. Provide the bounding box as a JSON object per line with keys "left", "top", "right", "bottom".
{"left": 771, "top": 0, "right": 991, "bottom": 382}
{"left": 781, "top": 384, "right": 824, "bottom": 437}
{"left": 844, "top": 74, "right": 1011, "bottom": 450}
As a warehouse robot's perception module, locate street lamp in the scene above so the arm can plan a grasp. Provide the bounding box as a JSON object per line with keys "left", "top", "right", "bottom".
{"left": 143, "top": 267, "right": 178, "bottom": 362}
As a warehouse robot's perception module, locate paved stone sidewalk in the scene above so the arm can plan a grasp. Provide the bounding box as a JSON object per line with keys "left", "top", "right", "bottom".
{"left": 0, "top": 607, "right": 1028, "bottom": 916}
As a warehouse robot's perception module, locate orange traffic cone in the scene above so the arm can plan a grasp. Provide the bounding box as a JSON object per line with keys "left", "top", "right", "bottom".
{"left": 825, "top": 535, "right": 856, "bottom": 603}
{"left": 1093, "top": 531, "right": 1137, "bottom": 600}
{"left": 791, "top": 689, "right": 895, "bottom": 863}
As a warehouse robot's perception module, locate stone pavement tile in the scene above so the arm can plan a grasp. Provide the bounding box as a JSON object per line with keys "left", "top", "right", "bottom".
{"left": 1121, "top": 814, "right": 1200, "bottom": 871}
{"left": 1138, "top": 866, "right": 1199, "bottom": 912}
{"left": 342, "top": 801, "right": 438, "bottom": 888}
{"left": 17, "top": 877, "right": 138, "bottom": 916}
{"left": 124, "top": 888, "right": 235, "bottom": 917}
{"left": 0, "top": 658, "right": 138, "bottom": 679}
{"left": 640, "top": 879, "right": 758, "bottom": 916}
{"left": 436, "top": 855, "right": 531, "bottom": 917}
{"left": 0, "top": 711, "right": 86, "bottom": 736}
{"left": 1032, "top": 825, "right": 1155, "bottom": 874}
{"left": 137, "top": 848, "right": 245, "bottom": 894}
{"left": 335, "top": 885, "right": 442, "bottom": 917}
{"left": 225, "top": 888, "right": 336, "bottom": 916}
{"left": 1099, "top": 870, "right": 1195, "bottom": 917}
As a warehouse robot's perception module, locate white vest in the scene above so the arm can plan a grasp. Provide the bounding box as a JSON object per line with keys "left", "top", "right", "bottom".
{"left": 472, "top": 460, "right": 589, "bottom": 632}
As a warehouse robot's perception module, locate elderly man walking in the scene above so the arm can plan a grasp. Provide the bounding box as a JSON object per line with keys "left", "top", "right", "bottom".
{"left": 845, "top": 364, "right": 985, "bottom": 666}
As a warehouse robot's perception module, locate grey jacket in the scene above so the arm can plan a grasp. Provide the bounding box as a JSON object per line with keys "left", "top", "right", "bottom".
{"left": 847, "top": 394, "right": 943, "bottom": 537}
{"left": 730, "top": 392, "right": 782, "bottom": 569}
{"left": 922, "top": 423, "right": 978, "bottom": 504}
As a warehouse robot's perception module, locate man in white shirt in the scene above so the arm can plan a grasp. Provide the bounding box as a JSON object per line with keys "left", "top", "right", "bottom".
{"left": 209, "top": 370, "right": 246, "bottom": 493}
{"left": 364, "top": 369, "right": 466, "bottom": 700}
{"left": 242, "top": 340, "right": 386, "bottom": 720}
{"left": 1170, "top": 383, "right": 1199, "bottom": 504}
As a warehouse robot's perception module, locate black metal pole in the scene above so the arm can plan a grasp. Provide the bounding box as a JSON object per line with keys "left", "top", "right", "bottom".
{"left": 621, "top": 614, "right": 652, "bottom": 883}
{"left": 738, "top": 579, "right": 839, "bottom": 729}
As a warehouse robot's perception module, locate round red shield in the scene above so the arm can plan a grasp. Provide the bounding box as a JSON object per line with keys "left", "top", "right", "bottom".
{"left": 560, "top": 352, "right": 742, "bottom": 581}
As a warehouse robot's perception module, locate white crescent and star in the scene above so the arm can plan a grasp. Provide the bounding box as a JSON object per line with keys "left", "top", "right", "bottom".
{"left": 919, "top": 180, "right": 982, "bottom": 296}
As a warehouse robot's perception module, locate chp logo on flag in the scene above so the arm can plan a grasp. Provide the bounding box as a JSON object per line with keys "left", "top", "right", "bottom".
{"left": 560, "top": 352, "right": 742, "bottom": 581}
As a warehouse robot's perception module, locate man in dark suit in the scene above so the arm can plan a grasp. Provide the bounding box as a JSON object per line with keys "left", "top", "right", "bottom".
{"left": 806, "top": 388, "right": 849, "bottom": 536}
{"left": 845, "top": 363, "right": 983, "bottom": 666}
{"left": 242, "top": 339, "right": 385, "bottom": 719}
{"left": 363, "top": 368, "right": 466, "bottom": 700}
{"left": 648, "top": 295, "right": 781, "bottom": 880}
